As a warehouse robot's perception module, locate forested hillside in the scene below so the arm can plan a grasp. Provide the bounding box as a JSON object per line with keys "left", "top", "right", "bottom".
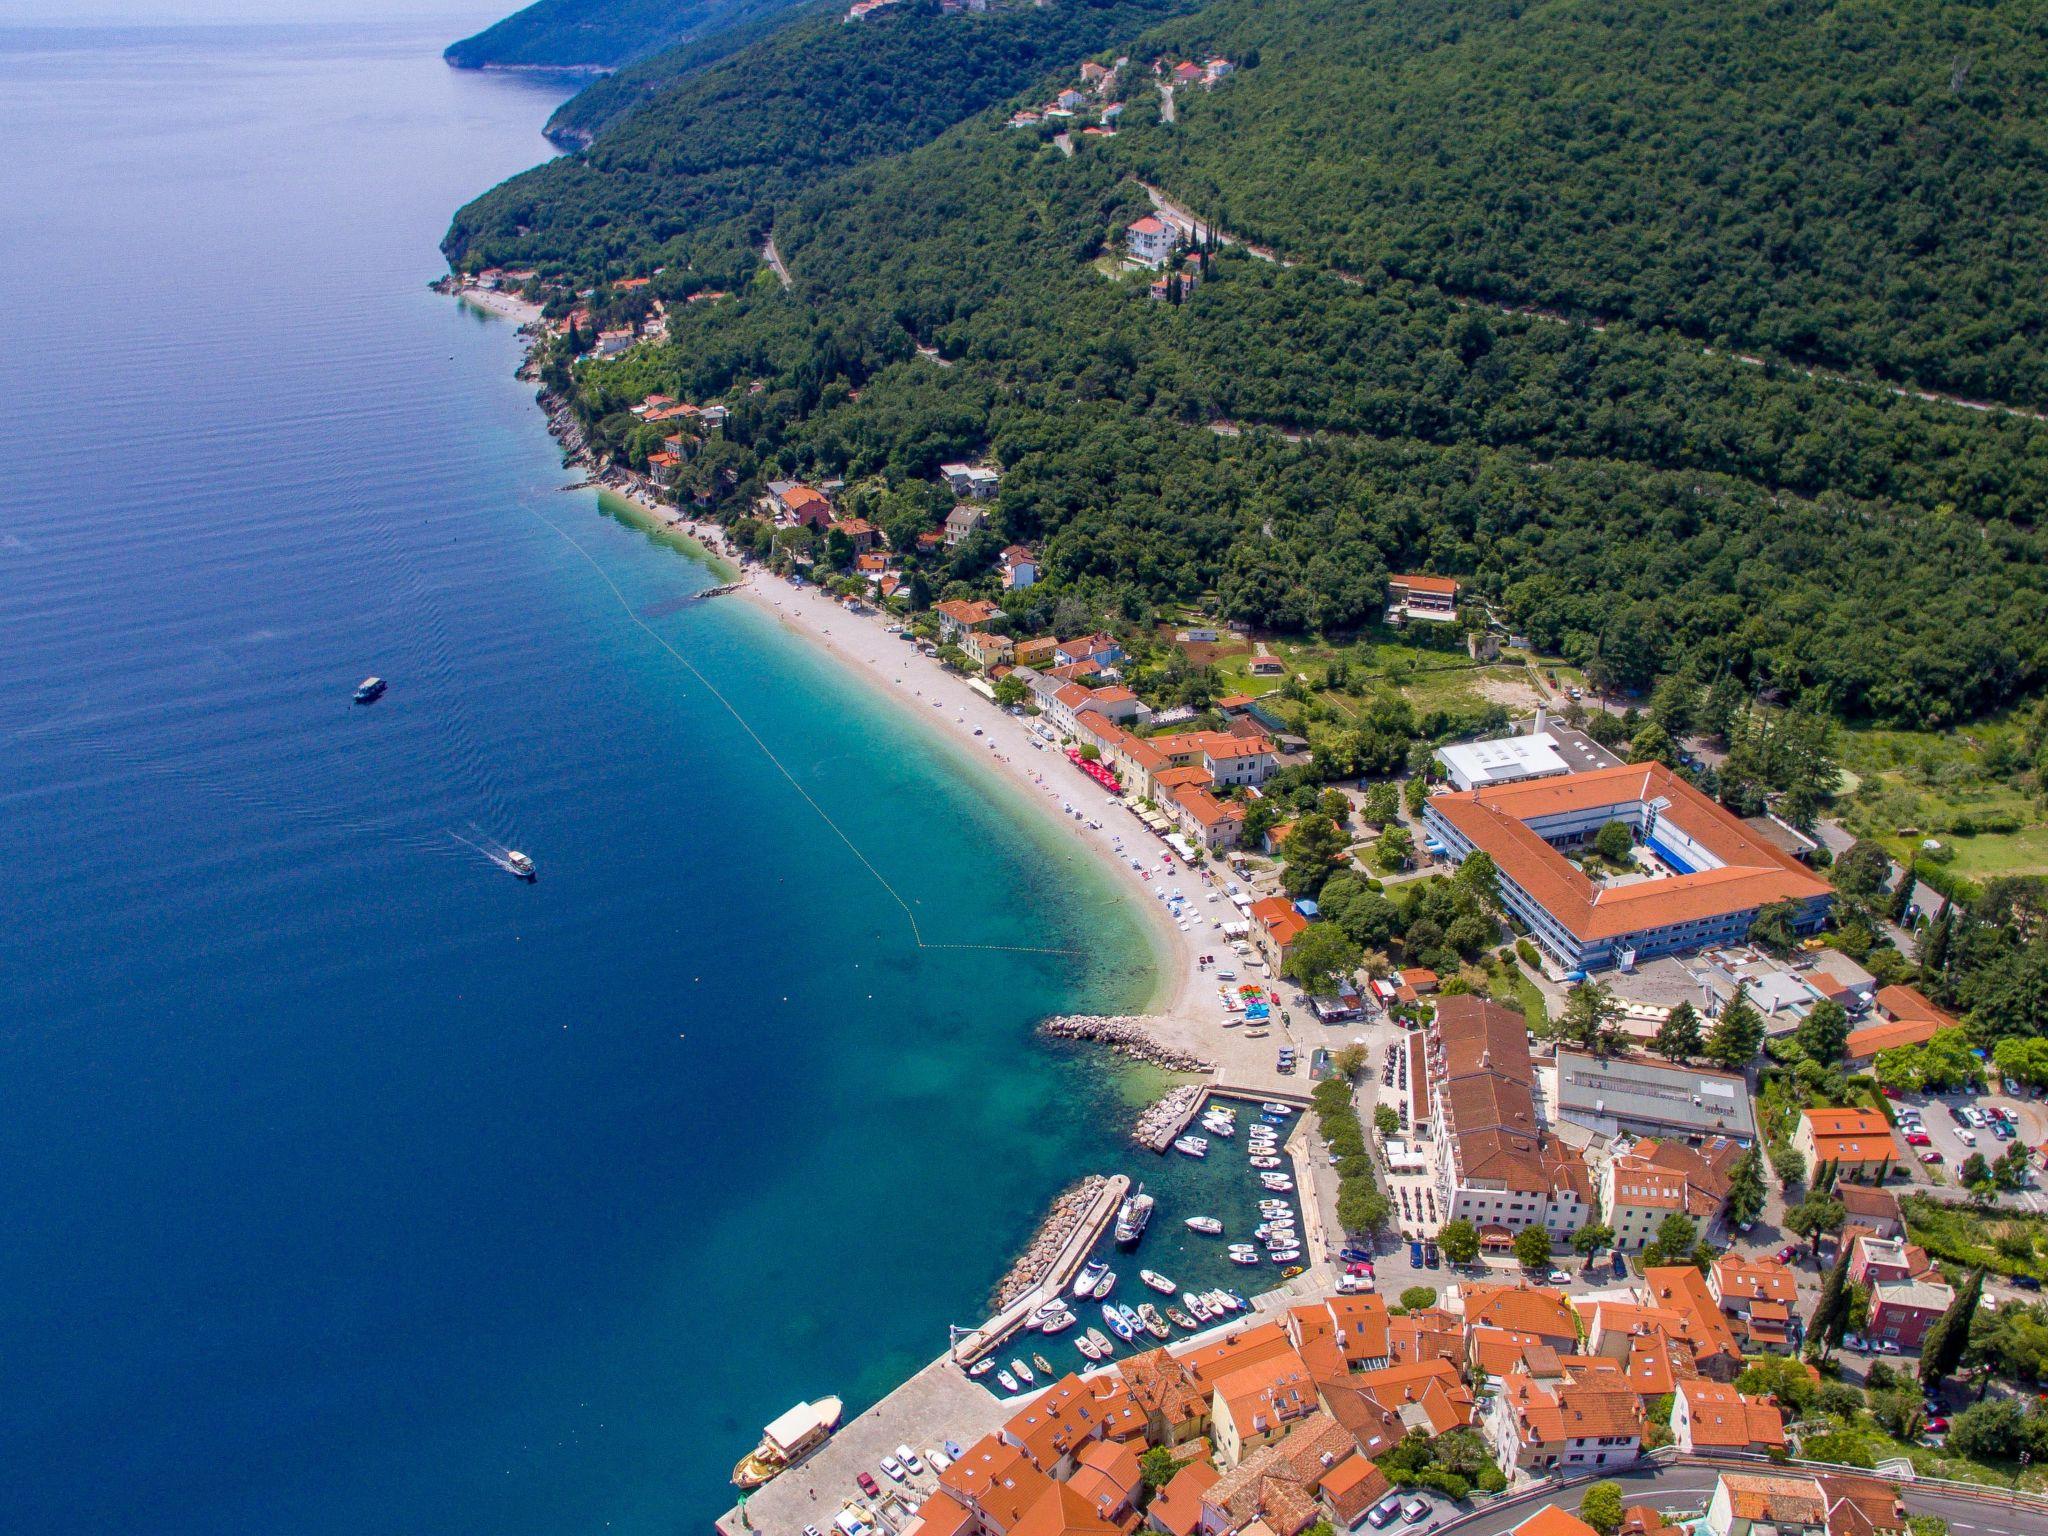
{"left": 444, "top": 0, "right": 1196, "bottom": 268}
{"left": 448, "top": 0, "right": 2048, "bottom": 728}
{"left": 1112, "top": 0, "right": 2048, "bottom": 404}
{"left": 444, "top": 0, "right": 803, "bottom": 71}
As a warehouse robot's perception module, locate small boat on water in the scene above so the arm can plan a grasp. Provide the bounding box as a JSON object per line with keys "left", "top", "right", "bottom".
{"left": 1010, "top": 1358, "right": 1035, "bottom": 1385}
{"left": 1211, "top": 1289, "right": 1241, "bottom": 1314}
{"left": 1184, "top": 1216, "right": 1223, "bottom": 1235}
{"left": 353, "top": 676, "right": 386, "bottom": 704}
{"left": 1114, "top": 1184, "right": 1154, "bottom": 1246}
{"left": 1117, "top": 1304, "right": 1144, "bottom": 1338}
{"left": 1137, "top": 1304, "right": 1170, "bottom": 1340}
{"left": 968, "top": 1358, "right": 994, "bottom": 1377}
{"left": 1083, "top": 1327, "right": 1113, "bottom": 1356}
{"left": 1032, "top": 1352, "right": 1053, "bottom": 1376}
{"left": 1140, "top": 1269, "right": 1176, "bottom": 1294}
{"left": 1172, "top": 1136, "right": 1208, "bottom": 1158}
{"left": 1076, "top": 1333, "right": 1104, "bottom": 1361}
{"left": 1183, "top": 1292, "right": 1212, "bottom": 1322}
{"left": 1281, "top": 1264, "right": 1306, "bottom": 1278}
{"left": 997, "top": 1370, "right": 1018, "bottom": 1392}
{"left": 1035, "top": 1301, "right": 1077, "bottom": 1334}
{"left": 1261, "top": 1175, "right": 1295, "bottom": 1191}
{"left": 1166, "top": 1306, "right": 1197, "bottom": 1330}
{"left": 1092, "top": 1268, "right": 1117, "bottom": 1299}
{"left": 1072, "top": 1260, "right": 1110, "bottom": 1299}
{"left": 1250, "top": 1156, "right": 1283, "bottom": 1169}
{"left": 731, "top": 1396, "right": 844, "bottom": 1489}
{"left": 1102, "top": 1304, "right": 1135, "bottom": 1342}
{"left": 505, "top": 850, "right": 536, "bottom": 880}
{"left": 1261, "top": 1102, "right": 1294, "bottom": 1115}
{"left": 1228, "top": 1249, "right": 1261, "bottom": 1266}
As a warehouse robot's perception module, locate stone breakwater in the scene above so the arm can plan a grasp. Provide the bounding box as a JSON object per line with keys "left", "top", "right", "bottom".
{"left": 1132, "top": 1084, "right": 1205, "bottom": 1151}
{"left": 992, "top": 1176, "right": 1108, "bottom": 1310}
{"left": 1040, "top": 1015, "right": 1213, "bottom": 1073}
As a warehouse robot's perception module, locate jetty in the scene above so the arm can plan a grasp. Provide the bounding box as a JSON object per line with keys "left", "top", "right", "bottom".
{"left": 951, "top": 1173, "right": 1125, "bottom": 1367}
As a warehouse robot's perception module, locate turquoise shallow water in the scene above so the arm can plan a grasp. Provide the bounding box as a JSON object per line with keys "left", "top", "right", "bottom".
{"left": 0, "top": 19, "right": 1187, "bottom": 1534}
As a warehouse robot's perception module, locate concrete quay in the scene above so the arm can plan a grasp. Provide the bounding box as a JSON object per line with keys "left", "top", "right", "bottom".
{"left": 951, "top": 1173, "right": 1127, "bottom": 1368}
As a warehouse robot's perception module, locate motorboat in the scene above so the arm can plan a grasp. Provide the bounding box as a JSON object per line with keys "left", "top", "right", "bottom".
{"left": 1010, "top": 1358, "right": 1035, "bottom": 1385}
{"left": 1092, "top": 1268, "right": 1117, "bottom": 1299}
{"left": 1114, "top": 1185, "right": 1154, "bottom": 1246}
{"left": 1260, "top": 1175, "right": 1295, "bottom": 1191}
{"left": 1035, "top": 1301, "right": 1077, "bottom": 1334}
{"left": 353, "top": 676, "right": 386, "bottom": 704}
{"left": 1140, "top": 1270, "right": 1176, "bottom": 1294}
{"left": 505, "top": 850, "right": 536, "bottom": 880}
{"left": 997, "top": 1370, "right": 1018, "bottom": 1392}
{"left": 1117, "top": 1304, "right": 1144, "bottom": 1338}
{"left": 1258, "top": 1199, "right": 1290, "bottom": 1213}
{"left": 1281, "top": 1264, "right": 1306, "bottom": 1278}
{"left": 1250, "top": 1156, "right": 1283, "bottom": 1169}
{"left": 1228, "top": 1249, "right": 1261, "bottom": 1266}
{"left": 1183, "top": 1292, "right": 1212, "bottom": 1322}
{"left": 1076, "top": 1333, "right": 1103, "bottom": 1361}
{"left": 1261, "top": 1102, "right": 1294, "bottom": 1116}
{"left": 1213, "top": 1290, "right": 1243, "bottom": 1313}
{"left": 1102, "top": 1304, "right": 1135, "bottom": 1342}
{"left": 1166, "top": 1306, "right": 1198, "bottom": 1331}
{"left": 1172, "top": 1137, "right": 1208, "bottom": 1158}
{"left": 968, "top": 1358, "right": 994, "bottom": 1376}
{"left": 1083, "top": 1327, "right": 1113, "bottom": 1357}
{"left": 1032, "top": 1352, "right": 1053, "bottom": 1376}
{"left": 1268, "top": 1248, "right": 1302, "bottom": 1263}
{"left": 1184, "top": 1216, "right": 1223, "bottom": 1235}
{"left": 1137, "top": 1305, "right": 1170, "bottom": 1340}
{"left": 1072, "top": 1260, "right": 1110, "bottom": 1299}
{"left": 1200, "top": 1119, "right": 1235, "bottom": 1138}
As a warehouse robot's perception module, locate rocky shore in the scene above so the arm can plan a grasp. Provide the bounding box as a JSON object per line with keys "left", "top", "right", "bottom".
{"left": 1040, "top": 1014, "right": 1213, "bottom": 1073}
{"left": 1131, "top": 1084, "right": 1206, "bottom": 1151}
{"left": 991, "top": 1175, "right": 1109, "bottom": 1310}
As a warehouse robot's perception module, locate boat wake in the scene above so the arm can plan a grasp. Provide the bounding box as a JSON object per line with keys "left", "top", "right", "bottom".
{"left": 447, "top": 824, "right": 533, "bottom": 879}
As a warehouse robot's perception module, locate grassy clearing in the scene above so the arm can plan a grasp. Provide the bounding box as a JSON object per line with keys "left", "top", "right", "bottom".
{"left": 1902, "top": 1194, "right": 2048, "bottom": 1281}
{"left": 1836, "top": 717, "right": 2048, "bottom": 876}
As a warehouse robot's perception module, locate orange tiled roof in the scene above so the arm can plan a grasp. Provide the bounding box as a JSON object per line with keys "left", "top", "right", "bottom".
{"left": 1846, "top": 1017, "right": 1943, "bottom": 1058}
{"left": 1149, "top": 1460, "right": 1219, "bottom": 1536}
{"left": 1679, "top": 1379, "right": 1786, "bottom": 1449}
{"left": 1516, "top": 1509, "right": 1601, "bottom": 1536}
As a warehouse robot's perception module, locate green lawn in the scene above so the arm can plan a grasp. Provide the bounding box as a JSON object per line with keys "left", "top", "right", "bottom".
{"left": 1836, "top": 716, "right": 2048, "bottom": 876}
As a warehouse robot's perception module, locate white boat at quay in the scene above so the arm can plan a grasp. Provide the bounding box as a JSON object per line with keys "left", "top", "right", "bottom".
{"left": 1140, "top": 1269, "right": 1177, "bottom": 1294}
{"left": 1011, "top": 1358, "right": 1035, "bottom": 1385}
{"left": 1172, "top": 1136, "right": 1209, "bottom": 1158}
{"left": 1072, "top": 1260, "right": 1111, "bottom": 1299}
{"left": 1184, "top": 1216, "right": 1223, "bottom": 1235}
{"left": 1183, "top": 1291, "right": 1212, "bottom": 1322}
{"left": 1034, "top": 1300, "right": 1077, "bottom": 1334}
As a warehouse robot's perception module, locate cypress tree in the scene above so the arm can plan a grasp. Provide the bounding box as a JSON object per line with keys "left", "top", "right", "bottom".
{"left": 1925, "top": 903, "right": 1954, "bottom": 977}
{"left": 1809, "top": 1241, "right": 1853, "bottom": 1362}
{"left": 1889, "top": 863, "right": 1916, "bottom": 924}
{"left": 1919, "top": 1267, "right": 1984, "bottom": 1389}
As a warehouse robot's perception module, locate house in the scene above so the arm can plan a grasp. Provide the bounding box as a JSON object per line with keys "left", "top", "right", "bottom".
{"left": 1202, "top": 1413, "right": 1361, "bottom": 1533}
{"left": 1126, "top": 215, "right": 1181, "bottom": 268}
{"left": 765, "top": 480, "right": 834, "bottom": 527}
{"left": 1146, "top": 1460, "right": 1217, "bottom": 1536}
{"left": 1555, "top": 1048, "right": 1758, "bottom": 1143}
{"left": 594, "top": 327, "right": 634, "bottom": 357}
{"left": 1513, "top": 1512, "right": 1601, "bottom": 1536}
{"left": 1387, "top": 572, "right": 1460, "bottom": 623}
{"left": 1055, "top": 633, "right": 1126, "bottom": 668}
{"left": 834, "top": 516, "right": 879, "bottom": 553}
{"left": 1250, "top": 896, "right": 1308, "bottom": 972}
{"left": 1064, "top": 1439, "right": 1143, "bottom": 1520}
{"left": 1205, "top": 55, "right": 1234, "bottom": 79}
{"left": 1848, "top": 1233, "right": 1937, "bottom": 1288}
{"left": 1794, "top": 1108, "right": 1898, "bottom": 1178}
{"left": 1483, "top": 1356, "right": 1645, "bottom": 1474}
{"left": 1671, "top": 1379, "right": 1787, "bottom": 1455}
{"left": 1012, "top": 636, "right": 1060, "bottom": 669}
{"left": 1209, "top": 1348, "right": 1319, "bottom": 1464}
{"left": 1425, "top": 762, "right": 1834, "bottom": 975}
{"left": 1172, "top": 61, "right": 1203, "bottom": 85}
{"left": 1836, "top": 1184, "right": 1904, "bottom": 1241}
{"left": 933, "top": 598, "right": 1003, "bottom": 640}
{"left": 1847, "top": 985, "right": 1960, "bottom": 1061}
{"left": 964, "top": 630, "right": 1016, "bottom": 669}
{"left": 1867, "top": 1278, "right": 1954, "bottom": 1351}
{"left": 1600, "top": 1135, "right": 1744, "bottom": 1250}
{"left": 1703, "top": 1471, "right": 1906, "bottom": 1536}
{"left": 1427, "top": 1001, "right": 1596, "bottom": 1242}
{"left": 1640, "top": 1265, "right": 1744, "bottom": 1379}
{"left": 646, "top": 451, "right": 682, "bottom": 487}
{"left": 1168, "top": 783, "right": 1245, "bottom": 851}
{"left": 946, "top": 503, "right": 989, "bottom": 546}
{"left": 1001, "top": 546, "right": 1040, "bottom": 590}
{"left": 1708, "top": 1256, "right": 1799, "bottom": 1352}
{"left": 940, "top": 463, "right": 1003, "bottom": 499}
{"left": 937, "top": 1434, "right": 1054, "bottom": 1536}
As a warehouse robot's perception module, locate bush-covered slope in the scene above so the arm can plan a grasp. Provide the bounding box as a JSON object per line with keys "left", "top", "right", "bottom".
{"left": 444, "top": 0, "right": 1193, "bottom": 270}
{"left": 445, "top": 0, "right": 804, "bottom": 71}
{"left": 1109, "top": 0, "right": 2048, "bottom": 403}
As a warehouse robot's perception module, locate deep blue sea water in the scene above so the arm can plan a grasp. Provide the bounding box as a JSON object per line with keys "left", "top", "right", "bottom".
{"left": 0, "top": 18, "right": 1193, "bottom": 1535}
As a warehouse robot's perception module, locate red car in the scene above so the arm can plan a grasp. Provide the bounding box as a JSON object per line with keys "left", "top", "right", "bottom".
{"left": 857, "top": 1473, "right": 881, "bottom": 1498}
{"left": 1905, "top": 1131, "right": 1932, "bottom": 1146}
{"left": 1881, "top": 1085, "right": 1902, "bottom": 1098}
{"left": 1347, "top": 1262, "right": 1374, "bottom": 1276}
{"left": 1920, "top": 1150, "right": 1944, "bottom": 1164}
{"left": 1774, "top": 1244, "right": 1799, "bottom": 1263}
{"left": 1927, "top": 1416, "right": 1951, "bottom": 1433}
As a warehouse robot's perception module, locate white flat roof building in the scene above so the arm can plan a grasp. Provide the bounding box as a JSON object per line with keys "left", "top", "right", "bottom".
{"left": 1436, "top": 732, "right": 1573, "bottom": 793}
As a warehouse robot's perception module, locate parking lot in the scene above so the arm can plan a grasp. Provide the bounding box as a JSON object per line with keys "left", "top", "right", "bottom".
{"left": 1889, "top": 1082, "right": 2047, "bottom": 1204}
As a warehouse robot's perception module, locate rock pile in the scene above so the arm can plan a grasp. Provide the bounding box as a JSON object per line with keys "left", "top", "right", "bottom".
{"left": 1132, "top": 1084, "right": 1205, "bottom": 1151}
{"left": 992, "top": 1175, "right": 1108, "bottom": 1310}
{"left": 1040, "top": 1015, "right": 1212, "bottom": 1072}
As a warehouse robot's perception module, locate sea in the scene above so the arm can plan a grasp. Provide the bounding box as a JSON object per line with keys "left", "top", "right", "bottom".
{"left": 0, "top": 15, "right": 1304, "bottom": 1535}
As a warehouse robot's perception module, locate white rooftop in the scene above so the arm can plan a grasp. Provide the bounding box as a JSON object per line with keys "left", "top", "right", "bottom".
{"left": 1436, "top": 732, "right": 1572, "bottom": 791}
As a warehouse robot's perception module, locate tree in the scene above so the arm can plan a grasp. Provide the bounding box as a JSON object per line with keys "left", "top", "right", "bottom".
{"left": 1808, "top": 1242, "right": 1854, "bottom": 1363}
{"left": 1652, "top": 1000, "right": 1703, "bottom": 1063}
{"left": 1139, "top": 1445, "right": 1180, "bottom": 1490}
{"left": 1737, "top": 1355, "right": 1819, "bottom": 1415}
{"left": 1282, "top": 815, "right": 1351, "bottom": 898}
{"left": 1559, "top": 980, "right": 1622, "bottom": 1050}
{"left": 1593, "top": 820, "right": 1634, "bottom": 863}
{"left": 1750, "top": 899, "right": 1804, "bottom": 955}
{"left": 1704, "top": 990, "right": 1766, "bottom": 1071}
{"left": 1374, "top": 1104, "right": 1401, "bottom": 1137}
{"left": 1784, "top": 1190, "right": 1845, "bottom": 1263}
{"left": 1833, "top": 840, "right": 1893, "bottom": 899}
{"left": 1961, "top": 1151, "right": 1991, "bottom": 1188}
{"left": 1642, "top": 1211, "right": 1697, "bottom": 1266}
{"left": 1287, "top": 922, "right": 1362, "bottom": 993}
{"left": 1580, "top": 1481, "right": 1625, "bottom": 1536}
{"left": 1451, "top": 849, "right": 1499, "bottom": 905}
{"left": 1400, "top": 1286, "right": 1437, "bottom": 1311}
{"left": 1796, "top": 999, "right": 1851, "bottom": 1066}
{"left": 1514, "top": 1226, "right": 1553, "bottom": 1270}
{"left": 1572, "top": 1223, "right": 1615, "bottom": 1258}
{"left": 993, "top": 674, "right": 1028, "bottom": 708}
{"left": 1919, "top": 1268, "right": 1985, "bottom": 1389}
{"left": 1889, "top": 864, "right": 1917, "bottom": 924}
{"left": 1438, "top": 1219, "right": 1480, "bottom": 1266}
{"left": 1629, "top": 720, "right": 1678, "bottom": 767}
{"left": 1375, "top": 824, "right": 1414, "bottom": 873}
{"left": 1725, "top": 1146, "right": 1768, "bottom": 1228}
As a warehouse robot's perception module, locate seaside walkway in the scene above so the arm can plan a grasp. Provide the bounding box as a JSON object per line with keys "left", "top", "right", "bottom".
{"left": 949, "top": 1174, "right": 1127, "bottom": 1367}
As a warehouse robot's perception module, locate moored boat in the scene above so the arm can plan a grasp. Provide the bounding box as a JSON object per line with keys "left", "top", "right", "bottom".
{"left": 1166, "top": 1306, "right": 1197, "bottom": 1331}
{"left": 1032, "top": 1352, "right": 1053, "bottom": 1376}
{"left": 1092, "top": 1268, "right": 1117, "bottom": 1299}
{"left": 1183, "top": 1292, "right": 1212, "bottom": 1322}
{"left": 1250, "top": 1155, "right": 1283, "bottom": 1169}
{"left": 1261, "top": 1101, "right": 1294, "bottom": 1115}
{"left": 1102, "top": 1304, "right": 1135, "bottom": 1342}
{"left": 1072, "top": 1260, "right": 1110, "bottom": 1299}
{"left": 1035, "top": 1301, "right": 1077, "bottom": 1334}
{"left": 1076, "top": 1333, "right": 1103, "bottom": 1361}
{"left": 1116, "top": 1304, "right": 1144, "bottom": 1338}
{"left": 1140, "top": 1269, "right": 1176, "bottom": 1294}
{"left": 1084, "top": 1327, "right": 1114, "bottom": 1356}
{"left": 1228, "top": 1249, "right": 1261, "bottom": 1266}
{"left": 1184, "top": 1216, "right": 1223, "bottom": 1235}
{"left": 1113, "top": 1184, "right": 1154, "bottom": 1246}
{"left": 1010, "top": 1358, "right": 1034, "bottom": 1385}
{"left": 731, "top": 1396, "right": 844, "bottom": 1489}
{"left": 1137, "top": 1304, "right": 1170, "bottom": 1340}
{"left": 997, "top": 1370, "right": 1019, "bottom": 1392}
{"left": 1172, "top": 1136, "right": 1208, "bottom": 1158}
{"left": 968, "top": 1358, "right": 994, "bottom": 1376}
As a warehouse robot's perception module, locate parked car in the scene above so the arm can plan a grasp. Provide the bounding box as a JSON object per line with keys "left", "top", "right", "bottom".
{"left": 1995, "top": 1121, "right": 2016, "bottom": 1141}
{"left": 1338, "top": 1274, "right": 1376, "bottom": 1294}
{"left": 1927, "top": 1416, "right": 1951, "bottom": 1433}
{"left": 1775, "top": 1244, "right": 1800, "bottom": 1263}
{"left": 857, "top": 1473, "right": 881, "bottom": 1498}
{"left": 879, "top": 1456, "right": 906, "bottom": 1483}
{"left": 925, "top": 1447, "right": 951, "bottom": 1474}
{"left": 895, "top": 1446, "right": 925, "bottom": 1477}
{"left": 1424, "top": 1243, "right": 1441, "bottom": 1269}
{"left": 1958, "top": 1129, "right": 1978, "bottom": 1146}
{"left": 1367, "top": 1498, "right": 1405, "bottom": 1529}
{"left": 1403, "top": 1499, "right": 1432, "bottom": 1523}
{"left": 1340, "top": 1247, "right": 1374, "bottom": 1264}
{"left": 1920, "top": 1151, "right": 1944, "bottom": 1164}
{"left": 1546, "top": 1268, "right": 1573, "bottom": 1285}
{"left": 2015, "top": 1275, "right": 2044, "bottom": 1292}
{"left": 1905, "top": 1132, "right": 1932, "bottom": 1146}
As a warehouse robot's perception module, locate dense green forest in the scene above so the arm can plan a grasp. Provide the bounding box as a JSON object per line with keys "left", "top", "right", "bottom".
{"left": 444, "top": 0, "right": 1195, "bottom": 268}
{"left": 1112, "top": 0, "right": 2048, "bottom": 405}
{"left": 448, "top": 0, "right": 2048, "bottom": 728}
{"left": 444, "top": 0, "right": 803, "bottom": 71}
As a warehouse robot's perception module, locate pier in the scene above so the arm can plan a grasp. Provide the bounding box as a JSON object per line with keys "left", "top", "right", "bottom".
{"left": 950, "top": 1173, "right": 1126, "bottom": 1367}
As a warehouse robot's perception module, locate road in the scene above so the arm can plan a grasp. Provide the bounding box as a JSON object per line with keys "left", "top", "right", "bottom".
{"left": 761, "top": 235, "right": 793, "bottom": 290}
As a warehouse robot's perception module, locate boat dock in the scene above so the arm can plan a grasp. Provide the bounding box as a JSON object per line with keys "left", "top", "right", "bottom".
{"left": 950, "top": 1173, "right": 1127, "bottom": 1367}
